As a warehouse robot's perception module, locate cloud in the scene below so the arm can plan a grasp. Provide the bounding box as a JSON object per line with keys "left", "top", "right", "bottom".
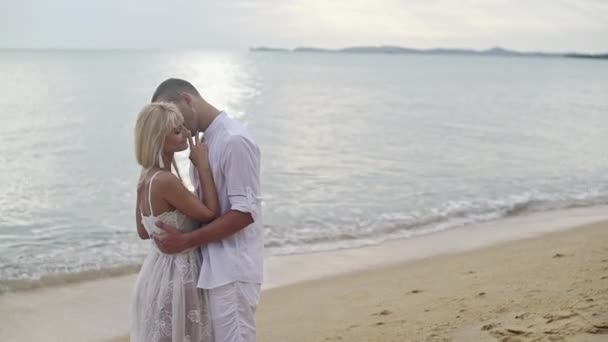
{"left": 1, "top": 0, "right": 606, "bottom": 52}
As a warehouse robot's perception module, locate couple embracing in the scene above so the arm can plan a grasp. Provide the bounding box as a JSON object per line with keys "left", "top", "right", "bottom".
{"left": 131, "top": 78, "right": 263, "bottom": 342}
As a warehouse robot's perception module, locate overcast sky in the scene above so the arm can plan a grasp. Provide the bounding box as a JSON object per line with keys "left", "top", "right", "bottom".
{"left": 2, "top": 0, "right": 607, "bottom": 53}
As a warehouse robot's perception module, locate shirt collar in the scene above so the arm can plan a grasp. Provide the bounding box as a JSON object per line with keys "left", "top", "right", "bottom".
{"left": 203, "top": 111, "right": 227, "bottom": 141}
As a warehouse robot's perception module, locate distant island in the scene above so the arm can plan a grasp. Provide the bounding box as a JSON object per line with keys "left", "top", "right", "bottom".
{"left": 249, "top": 46, "right": 608, "bottom": 59}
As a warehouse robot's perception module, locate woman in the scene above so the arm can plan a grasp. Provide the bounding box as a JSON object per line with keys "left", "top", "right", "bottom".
{"left": 131, "top": 102, "right": 218, "bottom": 342}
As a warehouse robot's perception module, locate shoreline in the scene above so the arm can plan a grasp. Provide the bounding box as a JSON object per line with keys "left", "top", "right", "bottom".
{"left": 1, "top": 206, "right": 608, "bottom": 341}
{"left": 4, "top": 205, "right": 608, "bottom": 295}
{"left": 263, "top": 205, "right": 608, "bottom": 289}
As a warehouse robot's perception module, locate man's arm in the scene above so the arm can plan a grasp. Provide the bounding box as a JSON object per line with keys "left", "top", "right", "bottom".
{"left": 153, "top": 210, "right": 252, "bottom": 253}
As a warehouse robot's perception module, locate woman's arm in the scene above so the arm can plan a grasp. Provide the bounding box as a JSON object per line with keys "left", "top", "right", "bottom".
{"left": 188, "top": 134, "right": 220, "bottom": 219}
{"left": 135, "top": 190, "right": 150, "bottom": 240}
{"left": 160, "top": 173, "right": 217, "bottom": 222}
{"left": 195, "top": 164, "right": 220, "bottom": 218}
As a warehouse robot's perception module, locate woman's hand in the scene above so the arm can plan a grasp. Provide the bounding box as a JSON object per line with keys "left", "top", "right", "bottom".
{"left": 188, "top": 132, "right": 210, "bottom": 169}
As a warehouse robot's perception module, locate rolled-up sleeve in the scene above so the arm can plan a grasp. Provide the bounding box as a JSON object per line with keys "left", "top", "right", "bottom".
{"left": 222, "top": 135, "right": 262, "bottom": 221}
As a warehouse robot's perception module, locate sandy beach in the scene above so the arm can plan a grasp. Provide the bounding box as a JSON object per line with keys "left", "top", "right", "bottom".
{"left": 257, "top": 221, "right": 608, "bottom": 342}
{"left": 2, "top": 207, "right": 607, "bottom": 342}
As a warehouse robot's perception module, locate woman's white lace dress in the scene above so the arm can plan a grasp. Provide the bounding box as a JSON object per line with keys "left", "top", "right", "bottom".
{"left": 131, "top": 171, "right": 212, "bottom": 342}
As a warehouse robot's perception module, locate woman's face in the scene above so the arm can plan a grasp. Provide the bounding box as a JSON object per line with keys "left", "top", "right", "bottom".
{"left": 163, "top": 120, "right": 189, "bottom": 153}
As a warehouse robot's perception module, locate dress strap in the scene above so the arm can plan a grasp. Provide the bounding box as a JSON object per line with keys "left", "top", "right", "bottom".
{"left": 148, "top": 170, "right": 163, "bottom": 217}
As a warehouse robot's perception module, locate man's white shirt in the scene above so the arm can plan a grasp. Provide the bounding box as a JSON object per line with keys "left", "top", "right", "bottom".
{"left": 190, "top": 112, "right": 263, "bottom": 289}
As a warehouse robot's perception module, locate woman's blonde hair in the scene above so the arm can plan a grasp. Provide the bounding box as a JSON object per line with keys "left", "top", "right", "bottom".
{"left": 134, "top": 102, "right": 184, "bottom": 185}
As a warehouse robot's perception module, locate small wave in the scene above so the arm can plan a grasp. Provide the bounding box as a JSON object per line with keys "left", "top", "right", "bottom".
{"left": 4, "top": 188, "right": 608, "bottom": 294}
{"left": 265, "top": 188, "right": 608, "bottom": 254}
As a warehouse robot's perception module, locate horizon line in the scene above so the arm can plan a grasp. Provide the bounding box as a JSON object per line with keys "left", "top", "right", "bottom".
{"left": 1, "top": 45, "right": 607, "bottom": 55}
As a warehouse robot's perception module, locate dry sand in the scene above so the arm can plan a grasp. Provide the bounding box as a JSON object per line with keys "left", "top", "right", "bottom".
{"left": 257, "top": 222, "right": 608, "bottom": 341}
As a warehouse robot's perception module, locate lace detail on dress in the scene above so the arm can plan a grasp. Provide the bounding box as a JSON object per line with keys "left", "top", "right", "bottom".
{"left": 131, "top": 209, "right": 212, "bottom": 341}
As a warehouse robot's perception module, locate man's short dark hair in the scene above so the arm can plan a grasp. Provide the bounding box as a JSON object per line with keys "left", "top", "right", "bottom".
{"left": 151, "top": 78, "right": 200, "bottom": 102}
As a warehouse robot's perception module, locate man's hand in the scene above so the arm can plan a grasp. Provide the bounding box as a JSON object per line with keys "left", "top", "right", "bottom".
{"left": 152, "top": 221, "right": 191, "bottom": 254}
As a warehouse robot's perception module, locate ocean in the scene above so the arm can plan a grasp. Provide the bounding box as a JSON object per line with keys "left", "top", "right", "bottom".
{"left": 1, "top": 49, "right": 607, "bottom": 291}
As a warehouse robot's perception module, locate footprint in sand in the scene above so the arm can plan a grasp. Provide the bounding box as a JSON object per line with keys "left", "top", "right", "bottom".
{"left": 371, "top": 309, "right": 392, "bottom": 316}
{"left": 481, "top": 323, "right": 498, "bottom": 331}
{"left": 504, "top": 328, "right": 529, "bottom": 336}
{"left": 544, "top": 311, "right": 578, "bottom": 324}
{"left": 494, "top": 307, "right": 509, "bottom": 314}
{"left": 586, "top": 323, "right": 608, "bottom": 334}
{"left": 514, "top": 312, "right": 530, "bottom": 320}
{"left": 501, "top": 338, "right": 522, "bottom": 342}
{"left": 481, "top": 320, "right": 536, "bottom": 340}
{"left": 490, "top": 328, "right": 531, "bottom": 341}
{"left": 573, "top": 302, "right": 596, "bottom": 311}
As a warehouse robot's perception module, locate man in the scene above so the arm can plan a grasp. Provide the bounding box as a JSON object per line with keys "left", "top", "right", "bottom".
{"left": 151, "top": 78, "right": 263, "bottom": 342}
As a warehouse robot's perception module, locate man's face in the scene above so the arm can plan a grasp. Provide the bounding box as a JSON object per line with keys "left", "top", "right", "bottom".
{"left": 174, "top": 96, "right": 197, "bottom": 135}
